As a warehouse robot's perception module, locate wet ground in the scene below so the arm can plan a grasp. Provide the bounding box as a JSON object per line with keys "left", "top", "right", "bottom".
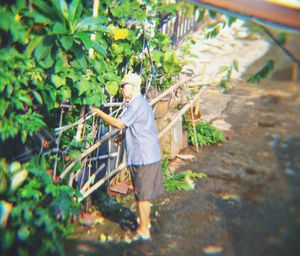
{"left": 67, "top": 79, "right": 300, "bottom": 256}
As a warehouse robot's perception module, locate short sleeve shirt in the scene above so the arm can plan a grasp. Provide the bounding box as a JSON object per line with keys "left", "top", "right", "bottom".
{"left": 120, "top": 94, "right": 161, "bottom": 166}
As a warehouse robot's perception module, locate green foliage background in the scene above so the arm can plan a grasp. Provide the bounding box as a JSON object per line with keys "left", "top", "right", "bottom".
{"left": 0, "top": 0, "right": 184, "bottom": 254}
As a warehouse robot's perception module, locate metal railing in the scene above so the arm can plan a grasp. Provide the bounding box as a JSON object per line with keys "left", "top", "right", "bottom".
{"left": 160, "top": 6, "right": 201, "bottom": 45}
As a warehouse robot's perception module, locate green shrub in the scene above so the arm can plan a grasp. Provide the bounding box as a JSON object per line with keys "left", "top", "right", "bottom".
{"left": 0, "top": 157, "right": 81, "bottom": 256}
{"left": 162, "top": 156, "right": 206, "bottom": 191}
{"left": 186, "top": 119, "right": 225, "bottom": 146}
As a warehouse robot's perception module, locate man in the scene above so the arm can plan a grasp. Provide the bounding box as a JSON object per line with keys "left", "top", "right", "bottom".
{"left": 90, "top": 73, "right": 164, "bottom": 240}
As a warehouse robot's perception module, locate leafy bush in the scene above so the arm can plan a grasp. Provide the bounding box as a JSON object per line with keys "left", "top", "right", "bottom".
{"left": 162, "top": 156, "right": 206, "bottom": 191}
{"left": 0, "top": 1, "right": 185, "bottom": 252}
{"left": 0, "top": 48, "right": 46, "bottom": 143}
{"left": 185, "top": 119, "right": 225, "bottom": 146}
{"left": 0, "top": 158, "right": 81, "bottom": 256}
{"left": 164, "top": 169, "right": 207, "bottom": 191}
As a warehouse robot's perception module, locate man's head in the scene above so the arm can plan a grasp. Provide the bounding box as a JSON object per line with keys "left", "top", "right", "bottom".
{"left": 120, "top": 73, "right": 142, "bottom": 99}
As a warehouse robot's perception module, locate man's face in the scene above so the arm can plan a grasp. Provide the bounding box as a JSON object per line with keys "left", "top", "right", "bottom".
{"left": 121, "top": 83, "right": 133, "bottom": 99}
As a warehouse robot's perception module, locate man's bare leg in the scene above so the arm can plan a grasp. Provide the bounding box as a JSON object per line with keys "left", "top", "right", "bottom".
{"left": 136, "top": 200, "right": 151, "bottom": 238}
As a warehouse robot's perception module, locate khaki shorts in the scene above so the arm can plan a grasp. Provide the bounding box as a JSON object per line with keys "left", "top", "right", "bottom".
{"left": 129, "top": 161, "right": 165, "bottom": 201}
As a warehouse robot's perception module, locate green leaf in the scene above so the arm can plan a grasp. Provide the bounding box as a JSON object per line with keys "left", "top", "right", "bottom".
{"left": 52, "top": 22, "right": 68, "bottom": 35}
{"left": 30, "top": 10, "right": 54, "bottom": 24}
{"left": 226, "top": 15, "right": 237, "bottom": 27}
{"left": 0, "top": 12, "right": 12, "bottom": 31}
{"left": 19, "top": 94, "right": 33, "bottom": 106}
{"left": 32, "top": 0, "right": 52, "bottom": 17}
{"left": 2, "top": 230, "right": 14, "bottom": 250}
{"left": 133, "top": 9, "right": 146, "bottom": 22}
{"left": 105, "top": 81, "right": 119, "bottom": 96}
{"left": 103, "top": 72, "right": 121, "bottom": 82}
{"left": 15, "top": 0, "right": 26, "bottom": 11}
{"left": 34, "top": 37, "right": 54, "bottom": 68}
{"left": 55, "top": 49, "right": 68, "bottom": 72}
{"left": 26, "top": 36, "right": 45, "bottom": 56}
{"left": 162, "top": 51, "right": 181, "bottom": 75}
{"left": 76, "top": 79, "right": 91, "bottom": 96}
{"left": 59, "top": 0, "right": 69, "bottom": 20}
{"left": 32, "top": 90, "right": 43, "bottom": 105}
{"left": 69, "top": 0, "right": 81, "bottom": 23}
{"left": 69, "top": 150, "right": 81, "bottom": 161}
{"left": 51, "top": 74, "right": 66, "bottom": 88}
{"left": 277, "top": 32, "right": 286, "bottom": 45}
{"left": 205, "top": 25, "right": 221, "bottom": 39}
{"left": 71, "top": 44, "right": 87, "bottom": 68}
{"left": 59, "top": 87, "right": 72, "bottom": 100}
{"left": 60, "top": 36, "right": 73, "bottom": 50}
{"left": 82, "top": 93, "right": 102, "bottom": 105}
{"left": 207, "top": 10, "right": 217, "bottom": 18}
{"left": 76, "top": 32, "right": 92, "bottom": 49}
{"left": 218, "top": 65, "right": 229, "bottom": 74}
{"left": 93, "top": 58, "right": 106, "bottom": 74}
{"left": 152, "top": 50, "right": 163, "bottom": 63}
{"left": 70, "top": 162, "right": 81, "bottom": 173}
{"left": 5, "top": 84, "right": 14, "bottom": 97}
{"left": 232, "top": 59, "right": 239, "bottom": 72}
{"left": 10, "top": 170, "right": 28, "bottom": 191}
{"left": 75, "top": 17, "right": 111, "bottom": 33}
{"left": 17, "top": 226, "right": 30, "bottom": 241}
{"left": 41, "top": 54, "right": 54, "bottom": 69}
{"left": 92, "top": 41, "right": 107, "bottom": 56}
{"left": 112, "top": 43, "right": 124, "bottom": 54}
{"left": 247, "top": 59, "right": 274, "bottom": 84}
{"left": 219, "top": 79, "right": 228, "bottom": 88}
{"left": 226, "top": 68, "right": 232, "bottom": 80}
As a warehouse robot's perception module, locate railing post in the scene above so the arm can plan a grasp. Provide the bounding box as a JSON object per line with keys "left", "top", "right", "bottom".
{"left": 172, "top": 12, "right": 179, "bottom": 44}
{"left": 292, "top": 54, "right": 300, "bottom": 81}
{"left": 292, "top": 61, "right": 299, "bottom": 81}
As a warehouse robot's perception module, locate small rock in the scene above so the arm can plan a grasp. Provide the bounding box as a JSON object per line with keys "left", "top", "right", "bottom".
{"left": 245, "top": 167, "right": 257, "bottom": 176}
{"left": 258, "top": 120, "right": 279, "bottom": 127}
{"left": 211, "top": 119, "right": 232, "bottom": 131}
{"left": 245, "top": 101, "right": 255, "bottom": 106}
{"left": 221, "top": 193, "right": 241, "bottom": 202}
{"left": 176, "top": 154, "right": 195, "bottom": 160}
{"left": 285, "top": 168, "right": 296, "bottom": 176}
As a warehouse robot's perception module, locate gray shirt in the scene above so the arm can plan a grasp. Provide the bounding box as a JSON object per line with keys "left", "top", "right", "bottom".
{"left": 120, "top": 93, "right": 161, "bottom": 166}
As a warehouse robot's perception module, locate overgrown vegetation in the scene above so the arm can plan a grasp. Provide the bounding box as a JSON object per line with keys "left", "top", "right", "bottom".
{"left": 162, "top": 156, "right": 206, "bottom": 191}
{"left": 184, "top": 119, "right": 225, "bottom": 147}
{"left": 0, "top": 158, "right": 81, "bottom": 255}
{"left": 0, "top": 0, "right": 186, "bottom": 253}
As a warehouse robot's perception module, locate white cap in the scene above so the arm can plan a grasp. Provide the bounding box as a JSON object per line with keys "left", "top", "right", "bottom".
{"left": 121, "top": 73, "right": 142, "bottom": 87}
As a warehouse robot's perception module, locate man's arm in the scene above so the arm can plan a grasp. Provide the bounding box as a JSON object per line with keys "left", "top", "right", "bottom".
{"left": 90, "top": 106, "right": 125, "bottom": 129}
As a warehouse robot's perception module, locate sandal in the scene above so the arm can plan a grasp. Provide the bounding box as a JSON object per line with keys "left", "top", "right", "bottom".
{"left": 123, "top": 230, "right": 151, "bottom": 243}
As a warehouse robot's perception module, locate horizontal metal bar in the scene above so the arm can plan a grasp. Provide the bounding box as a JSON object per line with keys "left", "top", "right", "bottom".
{"left": 88, "top": 152, "right": 118, "bottom": 161}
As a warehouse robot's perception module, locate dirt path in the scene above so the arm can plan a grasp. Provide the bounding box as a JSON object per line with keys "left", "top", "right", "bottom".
{"left": 150, "top": 80, "right": 300, "bottom": 256}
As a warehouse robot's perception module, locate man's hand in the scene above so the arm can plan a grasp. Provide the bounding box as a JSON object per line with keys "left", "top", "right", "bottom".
{"left": 114, "top": 134, "right": 125, "bottom": 147}
{"left": 90, "top": 106, "right": 125, "bottom": 129}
